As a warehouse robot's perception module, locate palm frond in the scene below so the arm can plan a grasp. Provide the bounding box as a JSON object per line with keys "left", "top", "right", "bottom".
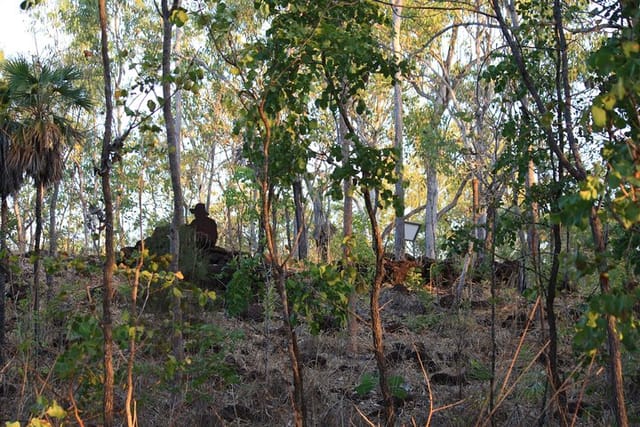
{"left": 2, "top": 56, "right": 92, "bottom": 187}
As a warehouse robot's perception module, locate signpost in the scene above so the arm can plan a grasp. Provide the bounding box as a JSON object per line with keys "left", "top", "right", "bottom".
{"left": 404, "top": 221, "right": 421, "bottom": 257}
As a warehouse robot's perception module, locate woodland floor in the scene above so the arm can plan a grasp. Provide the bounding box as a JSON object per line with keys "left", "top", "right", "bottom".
{"left": 1, "top": 254, "right": 639, "bottom": 426}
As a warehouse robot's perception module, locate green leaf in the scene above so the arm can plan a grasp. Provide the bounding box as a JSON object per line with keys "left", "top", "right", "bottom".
{"left": 46, "top": 401, "right": 67, "bottom": 419}
{"left": 591, "top": 105, "right": 607, "bottom": 127}
{"left": 170, "top": 8, "right": 189, "bottom": 27}
{"left": 172, "top": 286, "right": 183, "bottom": 298}
{"left": 355, "top": 373, "right": 378, "bottom": 396}
{"left": 602, "top": 93, "right": 617, "bottom": 110}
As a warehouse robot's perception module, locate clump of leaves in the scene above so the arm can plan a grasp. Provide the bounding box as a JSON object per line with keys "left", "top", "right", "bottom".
{"left": 286, "top": 262, "right": 353, "bottom": 335}
{"left": 224, "top": 256, "right": 264, "bottom": 317}
{"left": 182, "top": 323, "right": 243, "bottom": 397}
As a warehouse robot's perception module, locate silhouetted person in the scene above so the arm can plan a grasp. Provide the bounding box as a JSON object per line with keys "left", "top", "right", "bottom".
{"left": 189, "top": 203, "right": 218, "bottom": 249}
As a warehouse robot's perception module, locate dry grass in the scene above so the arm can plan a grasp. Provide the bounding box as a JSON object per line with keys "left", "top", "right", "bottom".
{"left": 0, "top": 255, "right": 634, "bottom": 426}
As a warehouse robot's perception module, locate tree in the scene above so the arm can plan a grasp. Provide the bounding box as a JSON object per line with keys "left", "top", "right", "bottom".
{"left": 161, "top": 0, "right": 186, "bottom": 400}
{"left": 488, "top": 0, "right": 634, "bottom": 422}
{"left": 2, "top": 57, "right": 91, "bottom": 342}
{"left": 97, "top": 0, "right": 116, "bottom": 424}
{"left": 392, "top": 0, "right": 406, "bottom": 261}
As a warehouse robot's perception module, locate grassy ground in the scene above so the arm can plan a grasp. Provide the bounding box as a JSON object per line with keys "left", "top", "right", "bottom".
{"left": 1, "top": 254, "right": 637, "bottom": 426}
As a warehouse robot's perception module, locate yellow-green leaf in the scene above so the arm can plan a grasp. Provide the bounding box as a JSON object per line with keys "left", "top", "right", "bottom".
{"left": 6, "top": 422, "right": 21, "bottom": 427}
{"left": 45, "top": 401, "right": 67, "bottom": 419}
{"left": 591, "top": 105, "right": 607, "bottom": 127}
{"left": 170, "top": 8, "right": 189, "bottom": 27}
{"left": 602, "top": 93, "right": 616, "bottom": 110}
{"left": 586, "top": 311, "right": 599, "bottom": 328}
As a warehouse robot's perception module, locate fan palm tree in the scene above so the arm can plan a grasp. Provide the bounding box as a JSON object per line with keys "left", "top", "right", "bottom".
{"left": 2, "top": 57, "right": 92, "bottom": 341}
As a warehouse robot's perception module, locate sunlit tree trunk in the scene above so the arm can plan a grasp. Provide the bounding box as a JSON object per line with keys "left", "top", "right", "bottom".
{"left": 424, "top": 161, "right": 438, "bottom": 259}
{"left": 392, "top": 0, "right": 405, "bottom": 260}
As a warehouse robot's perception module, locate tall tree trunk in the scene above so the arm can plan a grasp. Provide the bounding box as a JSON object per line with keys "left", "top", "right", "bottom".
{"left": 256, "top": 104, "right": 306, "bottom": 426}
{"left": 206, "top": 145, "right": 215, "bottom": 209}
{"left": 544, "top": 221, "right": 567, "bottom": 424}
{"left": 32, "top": 182, "right": 43, "bottom": 343}
{"left": 392, "top": 0, "right": 405, "bottom": 261}
{"left": 424, "top": 160, "right": 438, "bottom": 259}
{"left": 46, "top": 181, "right": 59, "bottom": 302}
{"left": 98, "top": 0, "right": 116, "bottom": 425}
{"left": 126, "top": 180, "right": 144, "bottom": 427}
{"left": 161, "top": 2, "right": 186, "bottom": 393}
{"left": 292, "top": 179, "right": 307, "bottom": 260}
{"left": 364, "top": 187, "right": 395, "bottom": 427}
{"left": 0, "top": 197, "right": 7, "bottom": 367}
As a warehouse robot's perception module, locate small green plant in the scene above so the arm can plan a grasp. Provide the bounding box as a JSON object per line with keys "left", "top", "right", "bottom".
{"left": 388, "top": 375, "right": 409, "bottom": 400}
{"left": 225, "top": 256, "right": 263, "bottom": 317}
{"left": 355, "top": 372, "right": 378, "bottom": 397}
{"left": 183, "top": 323, "right": 243, "bottom": 393}
{"left": 355, "top": 373, "right": 409, "bottom": 399}
{"left": 406, "top": 312, "right": 443, "bottom": 333}
{"left": 404, "top": 267, "right": 425, "bottom": 291}
{"left": 468, "top": 358, "right": 493, "bottom": 381}
{"left": 286, "top": 262, "right": 353, "bottom": 334}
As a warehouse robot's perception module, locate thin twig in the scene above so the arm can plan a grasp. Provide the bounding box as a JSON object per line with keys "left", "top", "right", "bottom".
{"left": 354, "top": 403, "right": 377, "bottom": 427}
